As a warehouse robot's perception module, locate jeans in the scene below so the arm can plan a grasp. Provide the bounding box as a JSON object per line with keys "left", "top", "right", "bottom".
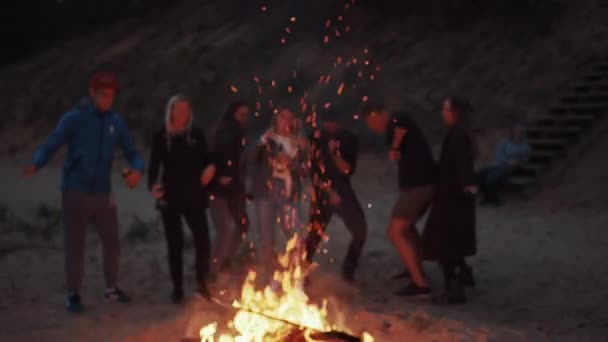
{"left": 305, "top": 193, "right": 367, "bottom": 277}
{"left": 477, "top": 166, "right": 509, "bottom": 204}
{"left": 159, "top": 205, "right": 211, "bottom": 290}
{"left": 209, "top": 194, "right": 249, "bottom": 272}
{"left": 62, "top": 191, "right": 120, "bottom": 293}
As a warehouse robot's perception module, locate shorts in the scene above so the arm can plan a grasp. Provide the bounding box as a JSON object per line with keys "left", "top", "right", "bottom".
{"left": 391, "top": 185, "right": 435, "bottom": 221}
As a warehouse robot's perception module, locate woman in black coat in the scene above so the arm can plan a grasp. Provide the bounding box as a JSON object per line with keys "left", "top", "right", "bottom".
{"left": 208, "top": 100, "right": 250, "bottom": 274}
{"left": 422, "top": 97, "right": 477, "bottom": 304}
{"left": 148, "top": 94, "right": 216, "bottom": 303}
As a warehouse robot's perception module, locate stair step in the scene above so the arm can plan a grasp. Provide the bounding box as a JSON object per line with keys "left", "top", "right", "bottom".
{"left": 561, "top": 95, "right": 608, "bottom": 104}
{"left": 504, "top": 176, "right": 538, "bottom": 187}
{"left": 583, "top": 74, "right": 608, "bottom": 82}
{"left": 528, "top": 138, "right": 570, "bottom": 150}
{"left": 537, "top": 114, "right": 597, "bottom": 126}
{"left": 550, "top": 103, "right": 608, "bottom": 114}
{"left": 528, "top": 150, "right": 563, "bottom": 163}
{"left": 513, "top": 163, "right": 549, "bottom": 176}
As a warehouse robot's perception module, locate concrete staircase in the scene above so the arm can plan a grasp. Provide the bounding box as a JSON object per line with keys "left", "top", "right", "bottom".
{"left": 506, "top": 58, "right": 608, "bottom": 193}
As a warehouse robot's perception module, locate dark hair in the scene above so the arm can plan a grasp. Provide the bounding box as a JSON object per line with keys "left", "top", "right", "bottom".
{"left": 447, "top": 97, "right": 479, "bottom": 159}
{"left": 222, "top": 100, "right": 249, "bottom": 124}
{"left": 361, "top": 101, "right": 386, "bottom": 117}
{"left": 447, "top": 97, "right": 474, "bottom": 128}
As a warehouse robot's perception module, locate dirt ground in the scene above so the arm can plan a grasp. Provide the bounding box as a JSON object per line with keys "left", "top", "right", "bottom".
{"left": 1, "top": 133, "right": 608, "bottom": 342}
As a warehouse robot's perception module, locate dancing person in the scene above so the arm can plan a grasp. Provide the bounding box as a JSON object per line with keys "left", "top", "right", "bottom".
{"left": 250, "top": 105, "right": 309, "bottom": 282}
{"left": 148, "top": 94, "right": 216, "bottom": 303}
{"left": 22, "top": 71, "right": 144, "bottom": 312}
{"left": 363, "top": 101, "right": 436, "bottom": 297}
{"left": 306, "top": 106, "right": 367, "bottom": 283}
{"left": 477, "top": 124, "right": 531, "bottom": 206}
{"left": 208, "top": 100, "right": 250, "bottom": 275}
{"left": 422, "top": 98, "right": 478, "bottom": 304}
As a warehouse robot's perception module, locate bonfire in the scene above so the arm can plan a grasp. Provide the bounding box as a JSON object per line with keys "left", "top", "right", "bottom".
{"left": 198, "top": 235, "right": 374, "bottom": 342}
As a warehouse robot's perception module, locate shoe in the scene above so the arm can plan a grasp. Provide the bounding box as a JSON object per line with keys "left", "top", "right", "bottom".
{"left": 341, "top": 271, "right": 355, "bottom": 284}
{"left": 171, "top": 288, "right": 184, "bottom": 304}
{"left": 196, "top": 284, "right": 212, "bottom": 302}
{"left": 104, "top": 288, "right": 130, "bottom": 303}
{"left": 459, "top": 265, "right": 475, "bottom": 288}
{"left": 391, "top": 269, "right": 411, "bottom": 279}
{"left": 434, "top": 277, "right": 466, "bottom": 304}
{"left": 394, "top": 283, "right": 432, "bottom": 298}
{"left": 65, "top": 293, "right": 83, "bottom": 313}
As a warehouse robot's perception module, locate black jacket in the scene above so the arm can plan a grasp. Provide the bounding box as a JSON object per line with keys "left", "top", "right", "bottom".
{"left": 208, "top": 121, "right": 246, "bottom": 198}
{"left": 148, "top": 126, "right": 211, "bottom": 209}
{"left": 311, "top": 129, "right": 359, "bottom": 201}
{"left": 422, "top": 125, "right": 477, "bottom": 261}
{"left": 386, "top": 112, "right": 437, "bottom": 189}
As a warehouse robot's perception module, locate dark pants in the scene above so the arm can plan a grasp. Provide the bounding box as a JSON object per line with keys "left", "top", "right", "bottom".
{"left": 477, "top": 166, "right": 509, "bottom": 204}
{"left": 306, "top": 193, "right": 367, "bottom": 277}
{"left": 160, "top": 205, "right": 211, "bottom": 291}
{"left": 62, "top": 191, "right": 120, "bottom": 293}
{"left": 209, "top": 193, "right": 249, "bottom": 271}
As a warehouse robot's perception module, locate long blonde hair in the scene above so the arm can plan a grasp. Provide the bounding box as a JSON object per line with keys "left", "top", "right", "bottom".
{"left": 164, "top": 94, "right": 193, "bottom": 149}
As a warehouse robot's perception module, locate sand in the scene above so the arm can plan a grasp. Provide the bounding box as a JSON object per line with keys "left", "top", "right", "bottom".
{"left": 1, "top": 137, "right": 608, "bottom": 342}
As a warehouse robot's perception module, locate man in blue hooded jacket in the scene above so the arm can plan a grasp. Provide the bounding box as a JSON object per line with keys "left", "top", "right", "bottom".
{"left": 22, "top": 71, "right": 144, "bottom": 312}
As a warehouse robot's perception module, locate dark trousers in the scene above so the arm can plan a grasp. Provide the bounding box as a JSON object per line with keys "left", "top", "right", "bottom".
{"left": 160, "top": 205, "right": 210, "bottom": 290}
{"left": 306, "top": 193, "right": 367, "bottom": 277}
{"left": 209, "top": 193, "right": 249, "bottom": 271}
{"left": 62, "top": 191, "right": 120, "bottom": 293}
{"left": 477, "top": 166, "right": 509, "bottom": 204}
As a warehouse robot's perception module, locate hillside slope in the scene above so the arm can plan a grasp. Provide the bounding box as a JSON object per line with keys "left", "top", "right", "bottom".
{"left": 1, "top": 0, "right": 607, "bottom": 159}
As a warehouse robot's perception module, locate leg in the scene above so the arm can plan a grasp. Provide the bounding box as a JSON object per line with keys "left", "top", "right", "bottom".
{"left": 92, "top": 195, "right": 121, "bottom": 289}
{"left": 305, "top": 203, "right": 332, "bottom": 264}
{"left": 388, "top": 189, "right": 431, "bottom": 288}
{"left": 485, "top": 167, "right": 508, "bottom": 204}
{"left": 254, "top": 200, "right": 277, "bottom": 276}
{"left": 160, "top": 206, "right": 185, "bottom": 291}
{"left": 209, "top": 198, "right": 235, "bottom": 272}
{"left": 183, "top": 209, "right": 212, "bottom": 291}
{"left": 439, "top": 259, "right": 466, "bottom": 304}
{"left": 334, "top": 198, "right": 367, "bottom": 280}
{"left": 227, "top": 193, "right": 250, "bottom": 260}
{"left": 62, "top": 192, "right": 92, "bottom": 294}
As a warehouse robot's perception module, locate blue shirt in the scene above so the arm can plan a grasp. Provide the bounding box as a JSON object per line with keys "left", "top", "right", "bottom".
{"left": 32, "top": 99, "right": 144, "bottom": 194}
{"left": 494, "top": 138, "right": 531, "bottom": 167}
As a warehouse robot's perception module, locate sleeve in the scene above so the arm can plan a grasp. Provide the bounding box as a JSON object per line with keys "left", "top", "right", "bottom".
{"left": 118, "top": 118, "right": 145, "bottom": 173}
{"left": 454, "top": 129, "right": 476, "bottom": 188}
{"left": 494, "top": 139, "right": 508, "bottom": 162}
{"left": 339, "top": 132, "right": 359, "bottom": 175}
{"left": 213, "top": 127, "right": 239, "bottom": 178}
{"left": 147, "top": 132, "right": 162, "bottom": 190}
{"left": 32, "top": 111, "right": 77, "bottom": 169}
{"left": 199, "top": 131, "right": 211, "bottom": 170}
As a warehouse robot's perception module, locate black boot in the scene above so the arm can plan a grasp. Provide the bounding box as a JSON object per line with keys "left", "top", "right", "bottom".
{"left": 459, "top": 264, "right": 475, "bottom": 288}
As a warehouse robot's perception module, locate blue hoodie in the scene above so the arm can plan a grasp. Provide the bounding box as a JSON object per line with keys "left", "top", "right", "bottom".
{"left": 32, "top": 99, "right": 144, "bottom": 195}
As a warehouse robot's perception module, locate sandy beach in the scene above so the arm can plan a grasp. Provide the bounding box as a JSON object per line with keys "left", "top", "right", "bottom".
{"left": 1, "top": 135, "right": 607, "bottom": 342}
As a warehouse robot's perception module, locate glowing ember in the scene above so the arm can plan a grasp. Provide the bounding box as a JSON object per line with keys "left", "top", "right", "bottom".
{"left": 230, "top": 85, "right": 239, "bottom": 93}
{"left": 290, "top": 16, "right": 297, "bottom": 22}
{"left": 323, "top": 35, "right": 329, "bottom": 44}
{"left": 337, "top": 82, "right": 345, "bottom": 95}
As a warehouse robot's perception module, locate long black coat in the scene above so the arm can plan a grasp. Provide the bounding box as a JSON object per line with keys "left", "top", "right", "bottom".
{"left": 422, "top": 125, "right": 477, "bottom": 261}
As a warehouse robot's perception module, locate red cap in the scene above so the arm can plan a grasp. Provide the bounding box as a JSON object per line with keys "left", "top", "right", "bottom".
{"left": 89, "top": 71, "right": 119, "bottom": 91}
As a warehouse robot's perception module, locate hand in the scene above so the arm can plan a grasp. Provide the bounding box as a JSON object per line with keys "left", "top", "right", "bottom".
{"left": 388, "top": 149, "right": 401, "bottom": 161}
{"left": 329, "top": 190, "right": 342, "bottom": 206}
{"left": 201, "top": 164, "right": 216, "bottom": 186}
{"left": 150, "top": 184, "right": 164, "bottom": 199}
{"left": 464, "top": 185, "right": 478, "bottom": 195}
{"left": 219, "top": 176, "right": 233, "bottom": 186}
{"left": 125, "top": 170, "right": 143, "bottom": 189}
{"left": 22, "top": 164, "right": 37, "bottom": 177}
{"left": 394, "top": 127, "right": 408, "bottom": 141}
{"left": 328, "top": 139, "right": 338, "bottom": 153}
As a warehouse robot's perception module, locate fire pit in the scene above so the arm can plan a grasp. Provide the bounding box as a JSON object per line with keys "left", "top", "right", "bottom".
{"left": 192, "top": 236, "right": 374, "bottom": 342}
